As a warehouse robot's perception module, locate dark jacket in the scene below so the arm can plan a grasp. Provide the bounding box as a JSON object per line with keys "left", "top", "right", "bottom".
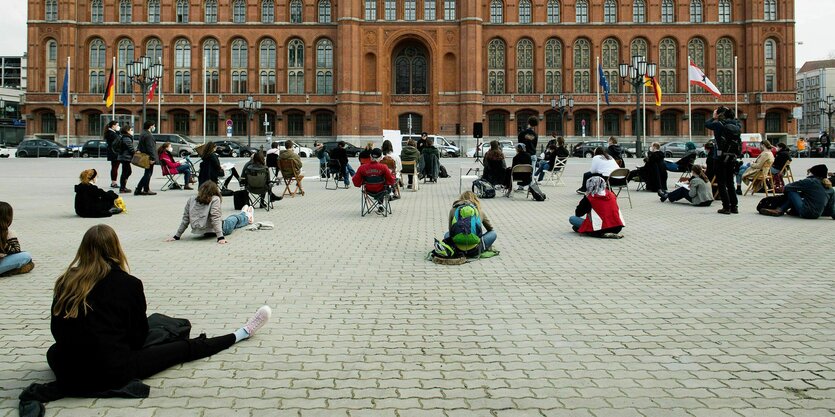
{"left": 555, "top": 146, "right": 570, "bottom": 158}
{"left": 137, "top": 130, "right": 157, "bottom": 163}
{"left": 773, "top": 149, "right": 792, "bottom": 172}
{"left": 640, "top": 150, "right": 668, "bottom": 191}
{"left": 421, "top": 146, "right": 441, "bottom": 179}
{"left": 198, "top": 152, "right": 222, "bottom": 185}
{"left": 116, "top": 134, "right": 135, "bottom": 163}
{"left": 48, "top": 265, "right": 148, "bottom": 394}
{"left": 607, "top": 144, "right": 624, "bottom": 161}
{"left": 330, "top": 146, "right": 349, "bottom": 167}
{"left": 74, "top": 183, "right": 118, "bottom": 218}
{"left": 518, "top": 127, "right": 538, "bottom": 155}
{"left": 508, "top": 150, "right": 533, "bottom": 186}
{"left": 705, "top": 118, "right": 742, "bottom": 159}
{"left": 104, "top": 129, "right": 120, "bottom": 162}
{"left": 400, "top": 145, "right": 419, "bottom": 162}
{"left": 784, "top": 177, "right": 835, "bottom": 219}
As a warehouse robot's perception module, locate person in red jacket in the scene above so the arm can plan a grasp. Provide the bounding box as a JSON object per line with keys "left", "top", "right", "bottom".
{"left": 353, "top": 148, "right": 396, "bottom": 212}
{"left": 157, "top": 142, "right": 194, "bottom": 190}
{"left": 569, "top": 176, "right": 625, "bottom": 239}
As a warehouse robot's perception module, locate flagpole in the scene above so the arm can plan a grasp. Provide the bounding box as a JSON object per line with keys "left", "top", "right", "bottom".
{"left": 111, "top": 57, "right": 116, "bottom": 120}
{"left": 157, "top": 57, "right": 162, "bottom": 133}
{"left": 642, "top": 81, "right": 646, "bottom": 142}
{"left": 687, "top": 55, "right": 693, "bottom": 143}
{"left": 595, "top": 56, "right": 600, "bottom": 140}
{"left": 733, "top": 55, "right": 738, "bottom": 118}
{"left": 203, "top": 61, "right": 207, "bottom": 144}
{"left": 66, "top": 56, "right": 71, "bottom": 147}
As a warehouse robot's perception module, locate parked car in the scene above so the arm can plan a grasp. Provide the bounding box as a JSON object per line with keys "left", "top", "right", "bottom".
{"left": 466, "top": 139, "right": 516, "bottom": 158}
{"left": 80, "top": 139, "right": 109, "bottom": 157}
{"left": 275, "top": 140, "right": 314, "bottom": 158}
{"left": 572, "top": 141, "right": 608, "bottom": 158}
{"left": 740, "top": 141, "right": 778, "bottom": 158}
{"left": 15, "top": 139, "right": 71, "bottom": 158}
{"left": 213, "top": 140, "right": 258, "bottom": 158}
{"left": 322, "top": 141, "right": 363, "bottom": 157}
{"left": 658, "top": 142, "right": 693, "bottom": 158}
{"left": 401, "top": 134, "right": 461, "bottom": 157}
{"left": 153, "top": 133, "right": 199, "bottom": 157}
{"left": 0, "top": 145, "right": 12, "bottom": 158}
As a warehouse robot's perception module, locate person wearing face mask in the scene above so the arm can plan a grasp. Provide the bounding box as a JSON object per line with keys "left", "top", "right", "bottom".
{"left": 134, "top": 121, "right": 159, "bottom": 196}
{"left": 74, "top": 169, "right": 123, "bottom": 217}
{"left": 158, "top": 142, "right": 195, "bottom": 190}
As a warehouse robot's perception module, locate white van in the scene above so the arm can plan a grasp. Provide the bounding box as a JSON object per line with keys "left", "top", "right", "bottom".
{"left": 400, "top": 134, "right": 460, "bottom": 157}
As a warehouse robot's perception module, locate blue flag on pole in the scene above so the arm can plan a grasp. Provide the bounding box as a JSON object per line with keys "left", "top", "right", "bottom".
{"left": 59, "top": 66, "right": 69, "bottom": 107}
{"left": 598, "top": 63, "right": 610, "bottom": 105}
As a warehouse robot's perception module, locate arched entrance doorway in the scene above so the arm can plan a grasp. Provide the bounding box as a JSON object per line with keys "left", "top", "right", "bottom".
{"left": 393, "top": 43, "right": 429, "bottom": 95}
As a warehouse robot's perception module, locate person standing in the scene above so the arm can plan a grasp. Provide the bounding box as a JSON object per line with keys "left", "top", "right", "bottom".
{"left": 518, "top": 116, "right": 538, "bottom": 168}
{"left": 706, "top": 107, "right": 741, "bottom": 214}
{"left": 104, "top": 120, "right": 121, "bottom": 189}
{"left": 821, "top": 131, "right": 831, "bottom": 158}
{"left": 134, "top": 121, "right": 158, "bottom": 196}
{"left": 115, "top": 124, "right": 135, "bottom": 194}
{"left": 330, "top": 141, "right": 355, "bottom": 187}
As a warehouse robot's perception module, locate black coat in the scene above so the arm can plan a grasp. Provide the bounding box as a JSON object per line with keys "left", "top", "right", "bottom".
{"left": 116, "top": 134, "right": 135, "bottom": 162}
{"left": 773, "top": 149, "right": 792, "bottom": 172}
{"left": 104, "top": 129, "right": 120, "bottom": 162}
{"left": 518, "top": 127, "right": 538, "bottom": 155}
{"left": 74, "top": 183, "right": 118, "bottom": 218}
{"left": 198, "top": 152, "right": 223, "bottom": 185}
{"left": 137, "top": 130, "right": 157, "bottom": 163}
{"left": 330, "top": 146, "right": 348, "bottom": 167}
{"left": 640, "top": 150, "right": 668, "bottom": 191}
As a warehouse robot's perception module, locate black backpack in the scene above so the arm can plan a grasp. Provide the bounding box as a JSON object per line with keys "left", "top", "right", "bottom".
{"left": 439, "top": 165, "right": 449, "bottom": 178}
{"left": 472, "top": 179, "right": 496, "bottom": 199}
{"left": 528, "top": 182, "right": 546, "bottom": 201}
{"left": 719, "top": 122, "right": 742, "bottom": 156}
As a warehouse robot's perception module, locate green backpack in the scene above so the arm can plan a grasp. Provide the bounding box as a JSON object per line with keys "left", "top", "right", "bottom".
{"left": 449, "top": 204, "right": 482, "bottom": 252}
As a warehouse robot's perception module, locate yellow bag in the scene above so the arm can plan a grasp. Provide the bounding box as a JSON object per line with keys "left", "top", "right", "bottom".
{"left": 114, "top": 197, "right": 127, "bottom": 213}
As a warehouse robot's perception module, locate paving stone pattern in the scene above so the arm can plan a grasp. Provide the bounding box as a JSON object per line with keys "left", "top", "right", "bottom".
{"left": 0, "top": 156, "right": 833, "bottom": 417}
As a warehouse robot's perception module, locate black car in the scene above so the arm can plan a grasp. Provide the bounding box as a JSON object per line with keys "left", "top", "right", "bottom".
{"left": 572, "top": 141, "right": 608, "bottom": 158}
{"left": 323, "top": 141, "right": 363, "bottom": 157}
{"left": 213, "top": 140, "right": 258, "bottom": 158}
{"left": 80, "top": 139, "right": 109, "bottom": 157}
{"left": 15, "top": 139, "right": 71, "bottom": 158}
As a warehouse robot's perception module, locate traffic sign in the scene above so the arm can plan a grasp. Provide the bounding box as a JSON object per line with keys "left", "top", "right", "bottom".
{"left": 226, "top": 126, "right": 232, "bottom": 138}
{"left": 226, "top": 119, "right": 233, "bottom": 127}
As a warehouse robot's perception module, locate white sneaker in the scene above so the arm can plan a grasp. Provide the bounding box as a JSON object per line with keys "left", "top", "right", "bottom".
{"left": 243, "top": 305, "right": 271, "bottom": 337}
{"left": 242, "top": 205, "right": 254, "bottom": 224}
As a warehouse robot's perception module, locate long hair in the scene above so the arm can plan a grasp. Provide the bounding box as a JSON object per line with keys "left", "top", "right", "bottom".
{"left": 119, "top": 123, "right": 132, "bottom": 136}
{"left": 0, "top": 202, "right": 12, "bottom": 248}
{"left": 201, "top": 141, "right": 216, "bottom": 158}
{"left": 196, "top": 180, "right": 221, "bottom": 205}
{"left": 52, "top": 225, "right": 129, "bottom": 319}
{"left": 79, "top": 169, "right": 98, "bottom": 184}
{"left": 691, "top": 165, "right": 709, "bottom": 182}
{"left": 252, "top": 150, "right": 265, "bottom": 166}
{"left": 103, "top": 120, "right": 118, "bottom": 138}
{"left": 594, "top": 146, "right": 612, "bottom": 160}
{"left": 457, "top": 191, "right": 482, "bottom": 213}
{"left": 157, "top": 141, "right": 172, "bottom": 156}
{"left": 382, "top": 140, "right": 393, "bottom": 155}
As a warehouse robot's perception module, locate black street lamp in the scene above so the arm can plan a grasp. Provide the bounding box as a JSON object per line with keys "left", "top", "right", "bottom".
{"left": 820, "top": 94, "right": 835, "bottom": 136}
{"left": 619, "top": 55, "right": 657, "bottom": 157}
{"left": 551, "top": 94, "right": 574, "bottom": 137}
{"left": 127, "top": 56, "right": 163, "bottom": 125}
{"left": 238, "top": 96, "right": 262, "bottom": 148}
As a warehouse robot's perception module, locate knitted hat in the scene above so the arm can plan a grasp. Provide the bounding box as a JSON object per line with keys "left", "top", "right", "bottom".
{"left": 809, "top": 164, "right": 828, "bottom": 179}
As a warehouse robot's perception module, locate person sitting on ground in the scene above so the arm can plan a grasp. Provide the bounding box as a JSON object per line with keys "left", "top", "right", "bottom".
{"left": 75, "top": 169, "right": 123, "bottom": 218}
{"left": 628, "top": 142, "right": 668, "bottom": 192}
{"left": 198, "top": 142, "right": 223, "bottom": 187}
{"left": 48, "top": 223, "right": 270, "bottom": 397}
{"left": 772, "top": 142, "right": 792, "bottom": 175}
{"left": 445, "top": 191, "right": 497, "bottom": 255}
{"left": 534, "top": 142, "right": 559, "bottom": 181}
{"left": 358, "top": 142, "right": 374, "bottom": 165}
{"left": 241, "top": 151, "right": 282, "bottom": 203}
{"left": 167, "top": 181, "right": 255, "bottom": 244}
{"left": 505, "top": 143, "right": 532, "bottom": 194}
{"left": 0, "top": 201, "right": 34, "bottom": 277}
{"left": 577, "top": 147, "right": 619, "bottom": 193}
{"left": 737, "top": 140, "right": 775, "bottom": 194}
{"left": 158, "top": 142, "right": 194, "bottom": 190}
{"left": 420, "top": 137, "right": 441, "bottom": 181}
{"left": 569, "top": 176, "right": 625, "bottom": 239}
{"left": 664, "top": 142, "right": 699, "bottom": 173}
{"left": 400, "top": 139, "right": 420, "bottom": 189}
{"left": 759, "top": 164, "right": 835, "bottom": 219}
{"left": 658, "top": 165, "right": 714, "bottom": 207}
{"left": 352, "top": 148, "right": 396, "bottom": 213}
{"left": 330, "top": 141, "right": 355, "bottom": 188}
{"left": 607, "top": 136, "right": 625, "bottom": 168}
{"left": 278, "top": 140, "right": 304, "bottom": 184}
{"left": 482, "top": 140, "right": 507, "bottom": 186}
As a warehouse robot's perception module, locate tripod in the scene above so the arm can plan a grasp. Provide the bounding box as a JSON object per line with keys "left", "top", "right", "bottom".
{"left": 466, "top": 138, "right": 483, "bottom": 175}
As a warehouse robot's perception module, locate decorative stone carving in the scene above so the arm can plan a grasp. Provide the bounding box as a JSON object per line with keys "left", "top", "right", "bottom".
{"left": 365, "top": 31, "right": 377, "bottom": 45}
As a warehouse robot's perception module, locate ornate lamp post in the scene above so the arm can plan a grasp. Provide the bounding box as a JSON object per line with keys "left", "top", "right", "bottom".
{"left": 551, "top": 94, "right": 574, "bottom": 137}
{"left": 820, "top": 94, "right": 835, "bottom": 136}
{"left": 619, "top": 55, "right": 656, "bottom": 157}
{"left": 127, "top": 56, "right": 163, "bottom": 125}
{"left": 238, "top": 96, "right": 262, "bottom": 148}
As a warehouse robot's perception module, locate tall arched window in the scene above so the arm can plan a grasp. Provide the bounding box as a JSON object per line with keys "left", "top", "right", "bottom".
{"left": 603, "top": 0, "right": 617, "bottom": 23}
{"left": 205, "top": 0, "right": 218, "bottom": 22}
{"left": 630, "top": 38, "right": 648, "bottom": 60}
{"left": 424, "top": 0, "right": 435, "bottom": 19}
{"left": 516, "top": 39, "right": 533, "bottom": 93}
{"left": 46, "top": 40, "right": 58, "bottom": 92}
{"left": 490, "top": 0, "right": 503, "bottom": 24}
{"left": 262, "top": 0, "right": 274, "bottom": 22}
{"left": 405, "top": 0, "right": 416, "bottom": 20}
{"left": 487, "top": 39, "right": 505, "bottom": 94}
{"left": 546, "top": 0, "right": 559, "bottom": 23}
{"left": 444, "top": 0, "right": 455, "bottom": 20}
{"left": 365, "top": 0, "right": 376, "bottom": 19}
{"left": 632, "top": 0, "right": 645, "bottom": 23}
{"left": 718, "top": 0, "right": 731, "bottom": 22}
{"left": 174, "top": 39, "right": 191, "bottom": 93}
{"left": 120, "top": 0, "right": 132, "bottom": 23}
{"left": 518, "top": 0, "right": 531, "bottom": 23}
{"left": 384, "top": 0, "right": 395, "bottom": 19}
{"left": 48, "top": 40, "right": 58, "bottom": 63}
{"left": 231, "top": 39, "right": 248, "bottom": 93}
{"left": 288, "top": 39, "right": 305, "bottom": 94}
{"left": 89, "top": 39, "right": 106, "bottom": 94}
{"left": 659, "top": 37, "right": 677, "bottom": 93}
{"left": 117, "top": 39, "right": 135, "bottom": 94}
{"left": 394, "top": 45, "right": 427, "bottom": 94}
{"left": 576, "top": 0, "right": 588, "bottom": 23}
{"left": 148, "top": 0, "right": 160, "bottom": 22}
{"left": 764, "top": 38, "right": 777, "bottom": 92}
{"left": 688, "top": 38, "right": 705, "bottom": 93}
{"left": 290, "top": 0, "right": 303, "bottom": 22}
{"left": 764, "top": 0, "right": 776, "bottom": 20}
{"left": 573, "top": 38, "right": 591, "bottom": 93}
{"left": 689, "top": 0, "right": 702, "bottom": 23}
{"left": 91, "top": 0, "right": 103, "bottom": 22}
{"left": 716, "top": 37, "right": 734, "bottom": 94}
{"left": 318, "top": 0, "right": 332, "bottom": 22}
{"left": 601, "top": 38, "right": 619, "bottom": 93}
{"left": 176, "top": 0, "right": 189, "bottom": 22}
{"left": 661, "top": 0, "right": 674, "bottom": 22}
{"left": 545, "top": 38, "right": 562, "bottom": 94}
{"left": 233, "top": 0, "right": 246, "bottom": 22}
{"left": 259, "top": 39, "right": 276, "bottom": 93}
{"left": 45, "top": 0, "right": 58, "bottom": 21}
{"left": 145, "top": 38, "right": 162, "bottom": 65}
{"left": 316, "top": 39, "right": 334, "bottom": 94}
{"left": 203, "top": 39, "right": 219, "bottom": 93}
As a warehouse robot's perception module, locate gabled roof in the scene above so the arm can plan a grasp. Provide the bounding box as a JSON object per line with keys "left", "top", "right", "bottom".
{"left": 798, "top": 59, "right": 835, "bottom": 74}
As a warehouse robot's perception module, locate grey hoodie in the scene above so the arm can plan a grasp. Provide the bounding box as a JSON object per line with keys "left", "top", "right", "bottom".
{"left": 175, "top": 195, "right": 224, "bottom": 239}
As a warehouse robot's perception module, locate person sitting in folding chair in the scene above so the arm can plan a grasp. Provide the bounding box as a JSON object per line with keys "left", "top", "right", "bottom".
{"left": 241, "top": 151, "right": 282, "bottom": 205}
{"left": 420, "top": 138, "right": 441, "bottom": 182}
{"left": 158, "top": 142, "right": 194, "bottom": 190}
{"left": 266, "top": 141, "right": 281, "bottom": 178}
{"left": 353, "top": 148, "right": 396, "bottom": 215}
{"left": 505, "top": 143, "right": 533, "bottom": 193}
{"left": 278, "top": 140, "right": 305, "bottom": 196}
{"left": 482, "top": 140, "right": 507, "bottom": 188}
{"left": 664, "top": 142, "right": 699, "bottom": 173}
{"left": 535, "top": 142, "right": 559, "bottom": 182}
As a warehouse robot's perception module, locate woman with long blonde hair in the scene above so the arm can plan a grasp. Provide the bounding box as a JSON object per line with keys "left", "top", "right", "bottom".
{"left": 48, "top": 224, "right": 271, "bottom": 394}
{"left": 0, "top": 201, "right": 34, "bottom": 277}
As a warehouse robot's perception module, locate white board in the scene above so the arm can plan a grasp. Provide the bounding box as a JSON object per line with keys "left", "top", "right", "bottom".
{"left": 383, "top": 129, "right": 403, "bottom": 156}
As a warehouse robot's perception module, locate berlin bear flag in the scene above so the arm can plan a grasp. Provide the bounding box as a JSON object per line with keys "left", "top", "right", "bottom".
{"left": 688, "top": 59, "right": 722, "bottom": 98}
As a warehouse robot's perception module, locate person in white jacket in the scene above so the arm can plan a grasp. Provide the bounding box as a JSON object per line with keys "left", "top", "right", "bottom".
{"left": 577, "top": 147, "right": 620, "bottom": 193}
{"left": 166, "top": 181, "right": 254, "bottom": 244}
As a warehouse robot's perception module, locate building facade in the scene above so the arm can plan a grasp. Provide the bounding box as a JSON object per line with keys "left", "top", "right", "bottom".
{"left": 24, "top": 0, "right": 796, "bottom": 145}
{"left": 0, "top": 55, "right": 27, "bottom": 144}
{"left": 796, "top": 60, "right": 835, "bottom": 138}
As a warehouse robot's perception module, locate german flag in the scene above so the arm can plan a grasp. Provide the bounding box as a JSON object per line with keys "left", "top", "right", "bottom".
{"left": 644, "top": 75, "right": 662, "bottom": 107}
{"left": 103, "top": 66, "right": 115, "bottom": 108}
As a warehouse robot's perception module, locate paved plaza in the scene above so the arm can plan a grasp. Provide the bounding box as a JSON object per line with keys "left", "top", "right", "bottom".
{"left": 0, "top": 155, "right": 833, "bottom": 417}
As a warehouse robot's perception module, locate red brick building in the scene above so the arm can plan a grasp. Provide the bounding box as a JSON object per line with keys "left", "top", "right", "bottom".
{"left": 24, "top": 0, "right": 797, "bottom": 145}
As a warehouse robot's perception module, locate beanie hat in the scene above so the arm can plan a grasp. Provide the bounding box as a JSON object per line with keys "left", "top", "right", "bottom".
{"left": 809, "top": 164, "right": 828, "bottom": 179}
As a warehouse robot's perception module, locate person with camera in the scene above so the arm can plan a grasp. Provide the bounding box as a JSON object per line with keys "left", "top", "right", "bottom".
{"left": 705, "top": 107, "right": 742, "bottom": 214}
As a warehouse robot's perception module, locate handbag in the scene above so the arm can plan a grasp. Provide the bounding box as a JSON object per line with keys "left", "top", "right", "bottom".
{"left": 143, "top": 313, "right": 192, "bottom": 348}
{"left": 131, "top": 151, "right": 151, "bottom": 169}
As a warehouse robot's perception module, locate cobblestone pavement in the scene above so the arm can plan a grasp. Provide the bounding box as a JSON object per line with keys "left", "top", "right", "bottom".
{"left": 0, "top": 156, "right": 833, "bottom": 417}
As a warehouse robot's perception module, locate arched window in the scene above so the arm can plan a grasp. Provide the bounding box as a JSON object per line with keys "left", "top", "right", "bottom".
{"left": 659, "top": 37, "right": 677, "bottom": 93}
{"left": 120, "top": 0, "right": 132, "bottom": 23}
{"left": 117, "top": 39, "right": 135, "bottom": 94}
{"left": 716, "top": 38, "right": 734, "bottom": 94}
{"left": 444, "top": 0, "right": 455, "bottom": 20}
{"left": 487, "top": 39, "right": 505, "bottom": 94}
{"left": 688, "top": 38, "right": 705, "bottom": 93}
{"left": 573, "top": 38, "right": 590, "bottom": 93}
{"left": 660, "top": 111, "right": 678, "bottom": 135}
{"left": 394, "top": 46, "right": 427, "bottom": 94}
{"left": 316, "top": 112, "right": 334, "bottom": 136}
{"left": 233, "top": 0, "right": 246, "bottom": 23}
{"left": 89, "top": 39, "right": 106, "bottom": 94}
{"left": 176, "top": 0, "right": 189, "bottom": 22}
{"left": 576, "top": 0, "right": 588, "bottom": 23}
{"left": 689, "top": 0, "right": 702, "bottom": 23}
{"left": 203, "top": 39, "right": 219, "bottom": 93}
{"left": 632, "top": 0, "right": 645, "bottom": 23}
{"left": 661, "top": 0, "right": 674, "bottom": 23}
{"left": 603, "top": 112, "right": 620, "bottom": 136}
{"left": 146, "top": 38, "right": 162, "bottom": 65}
{"left": 764, "top": 38, "right": 777, "bottom": 92}
{"left": 259, "top": 39, "right": 276, "bottom": 93}
{"left": 45, "top": 0, "right": 58, "bottom": 21}
{"left": 174, "top": 39, "right": 191, "bottom": 93}
{"left": 546, "top": 0, "right": 559, "bottom": 23}
{"left": 516, "top": 39, "right": 533, "bottom": 93}
{"left": 262, "top": 0, "right": 274, "bottom": 22}
{"left": 405, "top": 0, "right": 416, "bottom": 20}
{"left": 487, "top": 111, "right": 507, "bottom": 136}
{"left": 290, "top": 0, "right": 302, "bottom": 22}
{"left": 398, "top": 113, "right": 422, "bottom": 134}
{"left": 48, "top": 40, "right": 57, "bottom": 63}
{"left": 764, "top": 0, "right": 776, "bottom": 21}
{"left": 148, "top": 0, "right": 160, "bottom": 22}
{"left": 601, "top": 38, "right": 619, "bottom": 93}
{"left": 316, "top": 39, "right": 334, "bottom": 94}
{"left": 384, "top": 0, "right": 395, "bottom": 19}
{"left": 490, "top": 0, "right": 503, "bottom": 24}
{"left": 718, "top": 0, "right": 731, "bottom": 23}
{"left": 765, "top": 111, "right": 781, "bottom": 132}
{"left": 518, "top": 0, "right": 531, "bottom": 23}
{"left": 318, "top": 0, "right": 332, "bottom": 22}
{"left": 630, "top": 38, "right": 648, "bottom": 60}
{"left": 287, "top": 39, "right": 305, "bottom": 94}
{"left": 205, "top": 0, "right": 218, "bottom": 22}
{"left": 365, "top": 0, "right": 376, "bottom": 19}
{"left": 603, "top": 0, "right": 617, "bottom": 23}
{"left": 424, "top": 0, "right": 435, "bottom": 19}
{"left": 41, "top": 112, "right": 58, "bottom": 134}
{"left": 91, "top": 0, "right": 103, "bottom": 22}
{"left": 231, "top": 39, "right": 248, "bottom": 93}
{"left": 544, "top": 38, "right": 562, "bottom": 94}
{"left": 46, "top": 40, "right": 58, "bottom": 92}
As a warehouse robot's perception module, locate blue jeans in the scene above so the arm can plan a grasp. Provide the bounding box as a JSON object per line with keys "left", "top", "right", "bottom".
{"left": 779, "top": 190, "right": 805, "bottom": 217}
{"left": 0, "top": 252, "right": 32, "bottom": 275}
{"left": 569, "top": 215, "right": 584, "bottom": 232}
{"left": 222, "top": 212, "right": 249, "bottom": 236}
{"left": 342, "top": 163, "right": 356, "bottom": 185}
{"left": 665, "top": 161, "right": 680, "bottom": 172}
{"left": 535, "top": 161, "right": 551, "bottom": 181}
{"left": 443, "top": 230, "right": 498, "bottom": 251}
{"left": 176, "top": 164, "right": 192, "bottom": 184}
{"left": 736, "top": 162, "right": 751, "bottom": 185}
{"left": 770, "top": 167, "right": 780, "bottom": 175}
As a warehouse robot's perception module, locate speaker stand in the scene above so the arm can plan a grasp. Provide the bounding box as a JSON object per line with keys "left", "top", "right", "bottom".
{"left": 466, "top": 141, "right": 483, "bottom": 175}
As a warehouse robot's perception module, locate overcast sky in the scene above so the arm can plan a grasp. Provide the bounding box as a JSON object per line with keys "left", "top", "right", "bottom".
{"left": 0, "top": 0, "right": 832, "bottom": 67}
